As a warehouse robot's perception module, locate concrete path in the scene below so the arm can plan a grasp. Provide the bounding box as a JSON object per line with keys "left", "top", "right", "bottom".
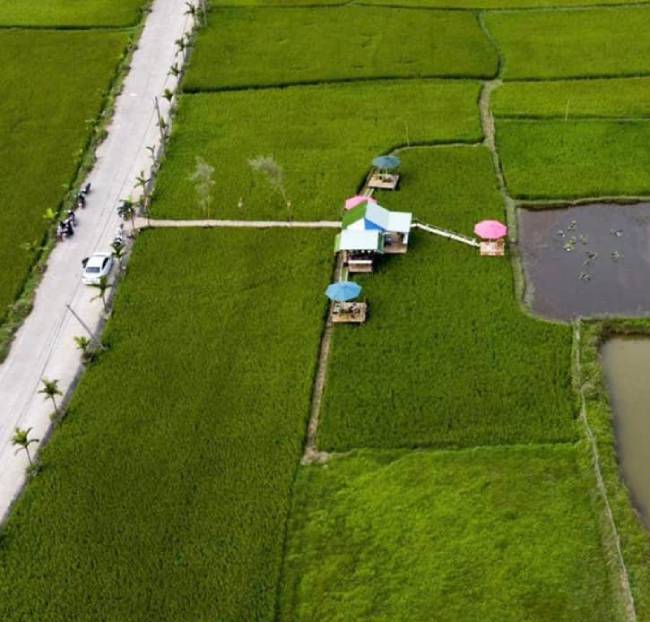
{"left": 136, "top": 217, "right": 341, "bottom": 229}
{"left": 0, "top": 0, "right": 194, "bottom": 521}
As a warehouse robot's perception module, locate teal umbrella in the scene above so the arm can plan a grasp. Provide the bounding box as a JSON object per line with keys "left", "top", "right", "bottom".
{"left": 372, "top": 155, "right": 400, "bottom": 170}
{"left": 326, "top": 281, "right": 362, "bottom": 302}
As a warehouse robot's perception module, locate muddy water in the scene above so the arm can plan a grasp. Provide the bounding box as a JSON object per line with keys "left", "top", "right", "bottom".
{"left": 518, "top": 203, "right": 650, "bottom": 320}
{"left": 602, "top": 337, "right": 650, "bottom": 527}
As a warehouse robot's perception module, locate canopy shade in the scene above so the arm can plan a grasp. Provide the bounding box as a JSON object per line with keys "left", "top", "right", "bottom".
{"left": 326, "top": 281, "right": 362, "bottom": 302}
{"left": 345, "top": 195, "right": 376, "bottom": 211}
{"left": 335, "top": 230, "right": 384, "bottom": 253}
{"left": 372, "top": 155, "right": 400, "bottom": 170}
{"left": 342, "top": 202, "right": 412, "bottom": 234}
{"left": 474, "top": 220, "right": 508, "bottom": 240}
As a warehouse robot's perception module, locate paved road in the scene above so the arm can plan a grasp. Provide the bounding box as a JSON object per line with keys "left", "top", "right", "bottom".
{"left": 0, "top": 0, "right": 193, "bottom": 521}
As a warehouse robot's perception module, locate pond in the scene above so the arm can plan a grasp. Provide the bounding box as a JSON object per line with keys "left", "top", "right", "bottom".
{"left": 602, "top": 336, "right": 650, "bottom": 528}
{"left": 518, "top": 203, "right": 650, "bottom": 321}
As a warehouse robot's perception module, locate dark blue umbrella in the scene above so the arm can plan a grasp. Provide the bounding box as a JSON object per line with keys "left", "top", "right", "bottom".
{"left": 326, "top": 281, "right": 362, "bottom": 302}
{"left": 372, "top": 155, "right": 401, "bottom": 170}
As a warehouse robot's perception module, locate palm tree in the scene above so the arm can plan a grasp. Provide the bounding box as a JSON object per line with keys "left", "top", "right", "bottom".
{"left": 74, "top": 335, "right": 91, "bottom": 353}
{"left": 38, "top": 378, "right": 62, "bottom": 414}
{"left": 111, "top": 239, "right": 126, "bottom": 267}
{"left": 117, "top": 199, "right": 137, "bottom": 233}
{"left": 12, "top": 427, "right": 39, "bottom": 467}
{"left": 89, "top": 276, "right": 111, "bottom": 312}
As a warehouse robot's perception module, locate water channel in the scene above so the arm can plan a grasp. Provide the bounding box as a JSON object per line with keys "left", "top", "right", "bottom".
{"left": 601, "top": 337, "right": 650, "bottom": 528}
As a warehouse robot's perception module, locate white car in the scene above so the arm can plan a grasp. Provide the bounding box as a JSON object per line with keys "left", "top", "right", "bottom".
{"left": 81, "top": 252, "right": 113, "bottom": 285}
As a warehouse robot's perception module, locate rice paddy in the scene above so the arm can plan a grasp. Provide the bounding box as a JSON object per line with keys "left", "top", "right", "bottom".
{"left": 151, "top": 81, "right": 482, "bottom": 221}
{"left": 318, "top": 147, "right": 576, "bottom": 451}
{"left": 487, "top": 7, "right": 650, "bottom": 80}
{"left": 0, "top": 229, "right": 332, "bottom": 622}
{"left": 184, "top": 6, "right": 497, "bottom": 90}
{"left": 3, "top": 0, "right": 650, "bottom": 619}
{"left": 0, "top": 0, "right": 147, "bottom": 26}
{"left": 0, "top": 29, "right": 131, "bottom": 320}
{"left": 280, "top": 447, "right": 619, "bottom": 622}
{"left": 496, "top": 120, "right": 650, "bottom": 199}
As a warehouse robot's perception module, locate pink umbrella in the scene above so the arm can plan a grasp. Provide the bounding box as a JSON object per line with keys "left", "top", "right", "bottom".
{"left": 345, "top": 195, "right": 376, "bottom": 211}
{"left": 474, "top": 220, "right": 508, "bottom": 240}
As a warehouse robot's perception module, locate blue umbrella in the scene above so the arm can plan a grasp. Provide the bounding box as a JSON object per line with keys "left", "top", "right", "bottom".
{"left": 372, "top": 155, "right": 401, "bottom": 170}
{"left": 326, "top": 281, "right": 362, "bottom": 302}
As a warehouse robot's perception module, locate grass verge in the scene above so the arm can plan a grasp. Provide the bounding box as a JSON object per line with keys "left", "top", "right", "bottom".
{"left": 579, "top": 320, "right": 650, "bottom": 620}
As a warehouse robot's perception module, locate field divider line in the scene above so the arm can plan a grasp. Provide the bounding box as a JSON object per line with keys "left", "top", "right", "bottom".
{"left": 574, "top": 321, "right": 637, "bottom": 622}
{"left": 351, "top": 0, "right": 650, "bottom": 12}
{"left": 183, "top": 75, "right": 494, "bottom": 96}
{"left": 135, "top": 217, "right": 341, "bottom": 229}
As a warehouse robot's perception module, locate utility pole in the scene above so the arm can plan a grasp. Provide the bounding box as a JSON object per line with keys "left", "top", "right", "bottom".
{"left": 154, "top": 96, "right": 166, "bottom": 141}
{"left": 65, "top": 303, "right": 105, "bottom": 350}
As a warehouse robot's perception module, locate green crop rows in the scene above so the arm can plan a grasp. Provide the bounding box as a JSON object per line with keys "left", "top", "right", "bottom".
{"left": 0, "top": 0, "right": 147, "bottom": 26}
{"left": 496, "top": 120, "right": 650, "bottom": 199}
{"left": 152, "top": 81, "right": 482, "bottom": 221}
{"left": 0, "top": 30, "right": 130, "bottom": 320}
{"left": 281, "top": 447, "right": 617, "bottom": 622}
{"left": 319, "top": 148, "right": 576, "bottom": 450}
{"left": 487, "top": 7, "right": 650, "bottom": 80}
{"left": 494, "top": 78, "right": 650, "bottom": 119}
{"left": 3, "top": 0, "right": 650, "bottom": 620}
{"left": 0, "top": 229, "right": 332, "bottom": 621}
{"left": 185, "top": 7, "right": 497, "bottom": 90}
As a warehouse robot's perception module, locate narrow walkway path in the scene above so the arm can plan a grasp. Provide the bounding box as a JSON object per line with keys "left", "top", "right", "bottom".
{"left": 136, "top": 217, "right": 341, "bottom": 229}
{"left": 0, "top": 0, "right": 194, "bottom": 522}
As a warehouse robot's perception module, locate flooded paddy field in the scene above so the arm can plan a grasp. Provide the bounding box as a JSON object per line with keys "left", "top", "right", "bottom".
{"left": 602, "top": 337, "right": 650, "bottom": 528}
{"left": 518, "top": 203, "right": 650, "bottom": 320}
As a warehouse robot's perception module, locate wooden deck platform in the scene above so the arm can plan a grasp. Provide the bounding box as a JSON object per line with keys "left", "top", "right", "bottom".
{"left": 383, "top": 235, "right": 408, "bottom": 254}
{"left": 368, "top": 173, "right": 399, "bottom": 191}
{"left": 480, "top": 240, "right": 505, "bottom": 256}
{"left": 330, "top": 301, "right": 367, "bottom": 324}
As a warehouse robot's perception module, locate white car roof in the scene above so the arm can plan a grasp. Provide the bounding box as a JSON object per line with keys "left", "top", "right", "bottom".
{"left": 87, "top": 254, "right": 110, "bottom": 268}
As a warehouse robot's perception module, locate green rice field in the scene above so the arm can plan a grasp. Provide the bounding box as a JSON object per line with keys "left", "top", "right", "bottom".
{"left": 494, "top": 78, "right": 650, "bottom": 118}
{"left": 280, "top": 447, "right": 618, "bottom": 622}
{"left": 184, "top": 7, "right": 497, "bottom": 90}
{"left": 487, "top": 7, "right": 650, "bottom": 80}
{"left": 496, "top": 120, "right": 650, "bottom": 199}
{"left": 0, "top": 0, "right": 147, "bottom": 26}
{"left": 152, "top": 80, "right": 482, "bottom": 221}
{"left": 4, "top": 0, "right": 650, "bottom": 619}
{"left": 0, "top": 229, "right": 332, "bottom": 622}
{"left": 319, "top": 147, "right": 575, "bottom": 451}
{"left": 0, "top": 30, "right": 130, "bottom": 320}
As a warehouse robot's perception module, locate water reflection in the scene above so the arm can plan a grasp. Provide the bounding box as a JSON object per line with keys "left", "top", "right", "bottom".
{"left": 602, "top": 337, "right": 650, "bottom": 528}
{"left": 518, "top": 203, "right": 650, "bottom": 320}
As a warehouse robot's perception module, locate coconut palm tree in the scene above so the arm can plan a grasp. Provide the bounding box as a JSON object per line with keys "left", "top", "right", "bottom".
{"left": 89, "top": 276, "right": 111, "bottom": 312}
{"left": 117, "top": 199, "right": 137, "bottom": 233}
{"left": 111, "top": 239, "right": 126, "bottom": 267}
{"left": 12, "top": 427, "right": 39, "bottom": 467}
{"left": 74, "top": 335, "right": 91, "bottom": 353}
{"left": 38, "top": 378, "right": 62, "bottom": 414}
